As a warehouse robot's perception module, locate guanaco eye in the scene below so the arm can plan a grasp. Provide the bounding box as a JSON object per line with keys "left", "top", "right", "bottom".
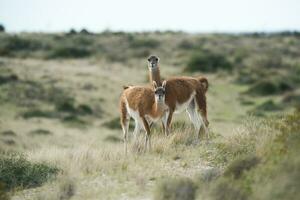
{"left": 155, "top": 58, "right": 158, "bottom": 62}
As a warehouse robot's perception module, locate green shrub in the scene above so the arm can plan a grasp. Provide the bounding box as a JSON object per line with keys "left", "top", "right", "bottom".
{"left": 224, "top": 155, "right": 259, "bottom": 179}
{"left": 0, "top": 36, "right": 43, "bottom": 52}
{"left": 0, "top": 24, "right": 5, "bottom": 32}
{"left": 209, "top": 177, "right": 248, "bottom": 200}
{"left": 184, "top": 51, "right": 232, "bottom": 72}
{"left": 0, "top": 74, "right": 18, "bottom": 85}
{"left": 246, "top": 79, "right": 293, "bottom": 96}
{"left": 55, "top": 101, "right": 93, "bottom": 115}
{"left": 154, "top": 177, "right": 197, "bottom": 200}
{"left": 129, "top": 38, "right": 160, "bottom": 48}
{"left": 29, "top": 129, "right": 52, "bottom": 136}
{"left": 257, "top": 100, "right": 281, "bottom": 111}
{"left": 282, "top": 93, "right": 300, "bottom": 106}
{"left": 102, "top": 117, "right": 133, "bottom": 130}
{"left": 24, "top": 110, "right": 54, "bottom": 119}
{"left": 102, "top": 117, "right": 121, "bottom": 129}
{"left": 56, "top": 101, "right": 76, "bottom": 113}
{"left": 77, "top": 104, "right": 93, "bottom": 115}
{"left": 48, "top": 46, "right": 91, "bottom": 58}
{"left": 0, "top": 130, "right": 16, "bottom": 137}
{"left": 0, "top": 182, "right": 9, "bottom": 200}
{"left": 0, "top": 153, "right": 58, "bottom": 190}
{"left": 178, "top": 40, "right": 195, "bottom": 49}
{"left": 62, "top": 115, "right": 86, "bottom": 125}
{"left": 22, "top": 109, "right": 58, "bottom": 119}
{"left": 104, "top": 135, "right": 122, "bottom": 143}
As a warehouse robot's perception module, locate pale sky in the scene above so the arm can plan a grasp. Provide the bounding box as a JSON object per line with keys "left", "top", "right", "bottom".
{"left": 0, "top": 0, "right": 299, "bottom": 33}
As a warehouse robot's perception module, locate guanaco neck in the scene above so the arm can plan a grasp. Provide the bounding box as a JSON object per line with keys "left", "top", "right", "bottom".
{"left": 149, "top": 66, "right": 162, "bottom": 86}
{"left": 151, "top": 100, "right": 166, "bottom": 117}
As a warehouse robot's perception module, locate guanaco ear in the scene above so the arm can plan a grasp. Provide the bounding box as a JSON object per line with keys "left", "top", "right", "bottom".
{"left": 162, "top": 80, "right": 167, "bottom": 89}
{"left": 152, "top": 81, "right": 158, "bottom": 89}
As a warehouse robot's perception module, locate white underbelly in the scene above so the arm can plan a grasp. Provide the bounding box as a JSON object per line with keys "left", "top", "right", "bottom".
{"left": 174, "top": 91, "right": 195, "bottom": 114}
{"left": 126, "top": 105, "right": 140, "bottom": 121}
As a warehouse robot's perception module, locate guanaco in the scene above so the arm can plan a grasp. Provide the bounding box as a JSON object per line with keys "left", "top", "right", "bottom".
{"left": 147, "top": 55, "right": 209, "bottom": 138}
{"left": 120, "top": 81, "right": 168, "bottom": 152}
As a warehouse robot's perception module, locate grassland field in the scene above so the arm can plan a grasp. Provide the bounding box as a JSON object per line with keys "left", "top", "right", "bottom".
{"left": 0, "top": 31, "right": 299, "bottom": 200}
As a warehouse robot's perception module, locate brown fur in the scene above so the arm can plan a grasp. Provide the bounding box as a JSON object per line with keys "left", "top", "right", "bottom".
{"left": 120, "top": 86, "right": 166, "bottom": 118}
{"left": 119, "top": 83, "right": 168, "bottom": 152}
{"left": 163, "top": 76, "right": 209, "bottom": 126}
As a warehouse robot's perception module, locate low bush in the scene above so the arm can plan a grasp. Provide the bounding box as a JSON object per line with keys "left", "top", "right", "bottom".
{"left": 129, "top": 37, "right": 160, "bottom": 48}
{"left": 0, "top": 182, "right": 9, "bottom": 200}
{"left": 245, "top": 79, "right": 293, "bottom": 96}
{"left": 224, "top": 155, "right": 259, "bottom": 179}
{"left": 102, "top": 117, "right": 133, "bottom": 130}
{"left": 208, "top": 177, "right": 248, "bottom": 200}
{"left": 0, "top": 130, "right": 16, "bottom": 137}
{"left": 104, "top": 135, "right": 122, "bottom": 143}
{"left": 0, "top": 36, "right": 44, "bottom": 52}
{"left": 29, "top": 129, "right": 53, "bottom": 136}
{"left": 154, "top": 177, "right": 197, "bottom": 200}
{"left": 22, "top": 109, "right": 58, "bottom": 119}
{"left": 184, "top": 51, "right": 232, "bottom": 72}
{"left": 0, "top": 153, "right": 58, "bottom": 190}
{"left": 48, "top": 46, "right": 91, "bottom": 59}
{"left": 0, "top": 74, "right": 18, "bottom": 85}
{"left": 256, "top": 100, "right": 282, "bottom": 111}
{"left": 0, "top": 24, "right": 5, "bottom": 32}
{"left": 282, "top": 93, "right": 300, "bottom": 107}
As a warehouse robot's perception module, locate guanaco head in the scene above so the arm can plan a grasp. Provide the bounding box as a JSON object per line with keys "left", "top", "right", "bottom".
{"left": 153, "top": 80, "right": 166, "bottom": 103}
{"left": 147, "top": 55, "right": 159, "bottom": 70}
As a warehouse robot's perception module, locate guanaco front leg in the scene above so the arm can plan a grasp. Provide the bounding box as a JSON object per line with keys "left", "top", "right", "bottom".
{"left": 141, "top": 116, "right": 151, "bottom": 152}
{"left": 166, "top": 109, "right": 174, "bottom": 136}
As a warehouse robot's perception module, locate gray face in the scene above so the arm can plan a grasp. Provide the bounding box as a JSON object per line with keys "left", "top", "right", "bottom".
{"left": 154, "top": 86, "right": 165, "bottom": 102}
{"left": 147, "top": 55, "right": 159, "bottom": 69}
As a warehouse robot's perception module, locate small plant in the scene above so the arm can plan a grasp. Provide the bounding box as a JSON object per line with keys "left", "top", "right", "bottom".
{"left": 0, "top": 153, "right": 59, "bottom": 190}
{"left": 102, "top": 117, "right": 133, "bottom": 130}
{"left": 0, "top": 24, "right": 5, "bottom": 32}
{"left": 185, "top": 51, "right": 232, "bottom": 72}
{"left": 224, "top": 155, "right": 260, "bottom": 179}
{"left": 129, "top": 37, "right": 160, "bottom": 48}
{"left": 246, "top": 79, "right": 293, "bottom": 96}
{"left": 103, "top": 135, "right": 122, "bottom": 143}
{"left": 58, "top": 177, "right": 76, "bottom": 200}
{"left": 0, "top": 74, "right": 18, "bottom": 85}
{"left": 255, "top": 100, "right": 282, "bottom": 111}
{"left": 209, "top": 177, "right": 248, "bottom": 200}
{"left": 29, "top": 129, "right": 53, "bottom": 136}
{"left": 154, "top": 177, "right": 197, "bottom": 200}
{"left": 0, "top": 182, "right": 9, "bottom": 200}
{"left": 48, "top": 46, "right": 91, "bottom": 58}
{"left": 22, "top": 109, "right": 58, "bottom": 119}
{"left": 0, "top": 130, "right": 16, "bottom": 137}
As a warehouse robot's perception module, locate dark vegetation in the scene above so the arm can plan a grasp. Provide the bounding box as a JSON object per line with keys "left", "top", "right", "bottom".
{"left": 28, "top": 129, "right": 53, "bottom": 136}
{"left": 184, "top": 51, "right": 233, "bottom": 72}
{"left": 0, "top": 24, "right": 5, "bottom": 32}
{"left": 154, "top": 177, "right": 196, "bottom": 200}
{"left": 0, "top": 153, "right": 58, "bottom": 190}
{"left": 0, "top": 73, "right": 100, "bottom": 126}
